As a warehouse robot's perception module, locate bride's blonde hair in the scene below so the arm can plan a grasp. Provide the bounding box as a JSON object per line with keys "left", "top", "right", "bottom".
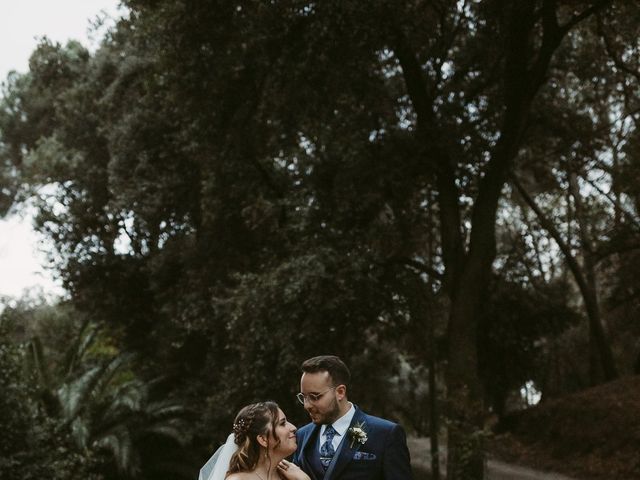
{"left": 226, "top": 401, "right": 280, "bottom": 476}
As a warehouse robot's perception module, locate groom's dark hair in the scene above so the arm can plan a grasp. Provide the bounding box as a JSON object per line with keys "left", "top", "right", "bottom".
{"left": 301, "top": 355, "right": 351, "bottom": 388}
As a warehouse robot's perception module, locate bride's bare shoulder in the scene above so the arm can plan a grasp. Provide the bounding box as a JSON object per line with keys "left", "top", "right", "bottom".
{"left": 225, "top": 473, "right": 253, "bottom": 480}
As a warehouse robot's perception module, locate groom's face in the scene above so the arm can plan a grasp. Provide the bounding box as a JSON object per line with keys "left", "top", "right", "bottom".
{"left": 300, "top": 371, "right": 341, "bottom": 425}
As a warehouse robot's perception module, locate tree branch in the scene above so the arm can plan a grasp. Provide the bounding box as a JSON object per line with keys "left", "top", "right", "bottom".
{"left": 392, "top": 28, "right": 465, "bottom": 292}
{"left": 392, "top": 256, "right": 445, "bottom": 281}
{"left": 560, "top": 0, "right": 614, "bottom": 35}
{"left": 512, "top": 175, "right": 587, "bottom": 290}
{"left": 512, "top": 174, "right": 618, "bottom": 379}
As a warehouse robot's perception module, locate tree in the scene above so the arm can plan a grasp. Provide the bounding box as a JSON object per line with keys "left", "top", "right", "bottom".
{"left": 0, "top": 300, "right": 192, "bottom": 480}
{"left": 0, "top": 305, "right": 101, "bottom": 480}
{"left": 26, "top": 321, "right": 192, "bottom": 479}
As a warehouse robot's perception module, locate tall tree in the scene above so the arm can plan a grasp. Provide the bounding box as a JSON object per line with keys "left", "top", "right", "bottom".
{"left": 391, "top": 2, "right": 616, "bottom": 476}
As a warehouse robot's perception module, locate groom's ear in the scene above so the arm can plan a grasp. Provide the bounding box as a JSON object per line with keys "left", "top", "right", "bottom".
{"left": 335, "top": 384, "right": 347, "bottom": 400}
{"left": 257, "top": 434, "right": 268, "bottom": 448}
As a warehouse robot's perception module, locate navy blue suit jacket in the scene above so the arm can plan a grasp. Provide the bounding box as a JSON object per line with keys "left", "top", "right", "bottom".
{"left": 293, "top": 406, "right": 413, "bottom": 480}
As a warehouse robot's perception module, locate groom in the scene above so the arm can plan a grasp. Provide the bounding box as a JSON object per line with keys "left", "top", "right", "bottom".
{"left": 292, "top": 355, "right": 413, "bottom": 480}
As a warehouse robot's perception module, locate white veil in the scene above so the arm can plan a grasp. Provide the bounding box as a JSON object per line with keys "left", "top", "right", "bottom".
{"left": 198, "top": 433, "right": 238, "bottom": 480}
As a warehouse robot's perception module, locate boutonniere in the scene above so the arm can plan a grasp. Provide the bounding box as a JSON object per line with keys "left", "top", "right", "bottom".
{"left": 348, "top": 422, "right": 368, "bottom": 448}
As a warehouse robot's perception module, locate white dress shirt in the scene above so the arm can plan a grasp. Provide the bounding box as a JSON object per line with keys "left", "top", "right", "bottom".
{"left": 319, "top": 402, "right": 355, "bottom": 452}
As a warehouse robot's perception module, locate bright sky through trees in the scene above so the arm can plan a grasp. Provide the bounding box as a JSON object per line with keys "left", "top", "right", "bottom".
{"left": 0, "top": 1, "right": 122, "bottom": 298}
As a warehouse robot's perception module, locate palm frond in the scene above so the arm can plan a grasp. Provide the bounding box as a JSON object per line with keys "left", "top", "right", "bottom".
{"left": 144, "top": 401, "right": 188, "bottom": 420}
{"left": 93, "top": 426, "right": 140, "bottom": 476}
{"left": 70, "top": 416, "right": 90, "bottom": 449}
{"left": 57, "top": 365, "right": 104, "bottom": 421}
{"left": 25, "top": 335, "right": 50, "bottom": 389}
{"left": 108, "top": 378, "right": 145, "bottom": 411}
{"left": 91, "top": 353, "right": 136, "bottom": 403}
{"left": 61, "top": 318, "right": 96, "bottom": 377}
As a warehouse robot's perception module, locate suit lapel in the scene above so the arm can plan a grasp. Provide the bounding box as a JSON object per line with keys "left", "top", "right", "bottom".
{"left": 299, "top": 424, "right": 321, "bottom": 480}
{"left": 325, "top": 407, "right": 367, "bottom": 480}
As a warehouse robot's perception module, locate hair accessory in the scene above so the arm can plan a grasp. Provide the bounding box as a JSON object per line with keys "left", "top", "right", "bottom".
{"left": 233, "top": 418, "right": 249, "bottom": 436}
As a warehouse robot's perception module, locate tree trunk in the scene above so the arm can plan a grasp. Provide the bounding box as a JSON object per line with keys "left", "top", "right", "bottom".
{"left": 426, "top": 194, "right": 441, "bottom": 480}
{"left": 445, "top": 266, "right": 489, "bottom": 480}
{"left": 567, "top": 171, "right": 617, "bottom": 383}
{"left": 428, "top": 343, "right": 441, "bottom": 480}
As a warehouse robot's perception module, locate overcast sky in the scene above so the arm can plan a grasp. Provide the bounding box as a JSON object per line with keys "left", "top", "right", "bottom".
{"left": 0, "top": 1, "right": 123, "bottom": 299}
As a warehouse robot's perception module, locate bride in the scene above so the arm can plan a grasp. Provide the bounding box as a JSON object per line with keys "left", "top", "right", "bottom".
{"left": 200, "top": 401, "right": 310, "bottom": 480}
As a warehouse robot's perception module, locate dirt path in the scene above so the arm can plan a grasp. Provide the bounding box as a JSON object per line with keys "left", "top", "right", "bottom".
{"left": 408, "top": 437, "right": 578, "bottom": 480}
{"left": 487, "top": 459, "right": 577, "bottom": 480}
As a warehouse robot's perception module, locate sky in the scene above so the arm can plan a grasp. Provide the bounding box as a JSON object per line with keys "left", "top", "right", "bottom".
{"left": 0, "top": 1, "right": 123, "bottom": 299}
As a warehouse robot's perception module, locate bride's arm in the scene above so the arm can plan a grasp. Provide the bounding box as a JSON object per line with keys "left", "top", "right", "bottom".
{"left": 277, "top": 459, "right": 311, "bottom": 480}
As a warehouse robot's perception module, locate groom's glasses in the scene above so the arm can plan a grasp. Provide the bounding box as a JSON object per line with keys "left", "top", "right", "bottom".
{"left": 296, "top": 387, "right": 336, "bottom": 404}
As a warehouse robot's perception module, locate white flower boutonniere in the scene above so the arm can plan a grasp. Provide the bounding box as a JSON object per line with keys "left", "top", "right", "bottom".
{"left": 348, "top": 422, "right": 368, "bottom": 448}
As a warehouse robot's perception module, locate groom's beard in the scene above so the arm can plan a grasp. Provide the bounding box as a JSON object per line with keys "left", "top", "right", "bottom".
{"left": 309, "top": 396, "right": 341, "bottom": 425}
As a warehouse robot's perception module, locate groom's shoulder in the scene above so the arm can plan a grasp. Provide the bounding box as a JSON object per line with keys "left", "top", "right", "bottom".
{"left": 359, "top": 410, "right": 401, "bottom": 433}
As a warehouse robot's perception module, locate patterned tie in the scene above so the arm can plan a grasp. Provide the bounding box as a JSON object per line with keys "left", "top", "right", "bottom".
{"left": 320, "top": 425, "right": 337, "bottom": 470}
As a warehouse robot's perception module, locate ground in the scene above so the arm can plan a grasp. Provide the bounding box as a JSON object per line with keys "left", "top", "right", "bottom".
{"left": 488, "top": 375, "right": 640, "bottom": 479}
{"left": 408, "top": 375, "right": 640, "bottom": 479}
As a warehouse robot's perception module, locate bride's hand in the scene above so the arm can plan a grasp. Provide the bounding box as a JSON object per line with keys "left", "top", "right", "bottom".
{"left": 277, "top": 459, "right": 310, "bottom": 480}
